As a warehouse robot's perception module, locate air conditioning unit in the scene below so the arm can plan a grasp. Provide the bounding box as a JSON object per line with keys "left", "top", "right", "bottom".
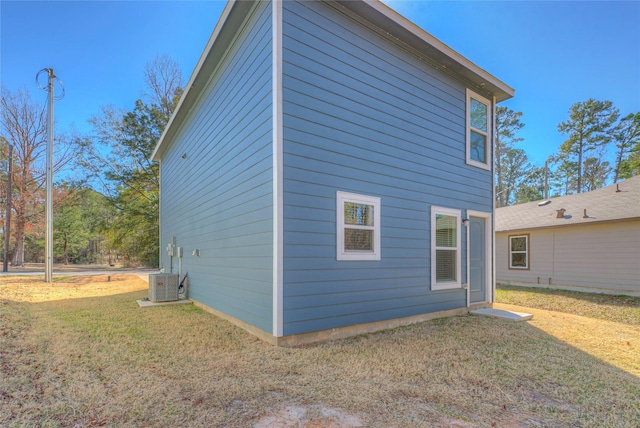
{"left": 148, "top": 273, "right": 179, "bottom": 302}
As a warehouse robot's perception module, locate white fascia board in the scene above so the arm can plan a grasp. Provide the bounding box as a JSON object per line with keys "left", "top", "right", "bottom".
{"left": 338, "top": 0, "right": 515, "bottom": 102}
{"left": 151, "top": 0, "right": 238, "bottom": 162}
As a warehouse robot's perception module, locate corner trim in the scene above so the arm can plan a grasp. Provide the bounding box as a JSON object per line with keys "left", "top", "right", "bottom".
{"left": 192, "top": 300, "right": 278, "bottom": 346}
{"left": 272, "top": 0, "right": 284, "bottom": 337}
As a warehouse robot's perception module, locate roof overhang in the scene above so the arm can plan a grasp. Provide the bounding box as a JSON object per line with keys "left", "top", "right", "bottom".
{"left": 152, "top": 0, "right": 252, "bottom": 161}
{"left": 152, "top": 0, "right": 515, "bottom": 162}
{"left": 496, "top": 216, "right": 640, "bottom": 234}
{"left": 333, "top": 0, "right": 514, "bottom": 103}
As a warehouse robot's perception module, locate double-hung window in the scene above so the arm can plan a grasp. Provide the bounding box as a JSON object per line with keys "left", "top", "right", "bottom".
{"left": 431, "top": 206, "right": 461, "bottom": 290}
{"left": 466, "top": 89, "right": 491, "bottom": 170}
{"left": 509, "top": 234, "right": 529, "bottom": 269}
{"left": 337, "top": 192, "right": 380, "bottom": 261}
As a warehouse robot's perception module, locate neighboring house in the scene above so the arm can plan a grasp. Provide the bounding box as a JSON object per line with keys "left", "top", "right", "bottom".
{"left": 495, "top": 175, "right": 640, "bottom": 297}
{"left": 151, "top": 0, "right": 514, "bottom": 345}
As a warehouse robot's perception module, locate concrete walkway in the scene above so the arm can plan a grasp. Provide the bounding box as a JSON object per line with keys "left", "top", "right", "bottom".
{"left": 470, "top": 308, "right": 533, "bottom": 321}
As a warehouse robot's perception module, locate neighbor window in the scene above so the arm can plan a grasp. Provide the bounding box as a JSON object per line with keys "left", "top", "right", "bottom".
{"left": 466, "top": 89, "right": 491, "bottom": 170}
{"left": 509, "top": 234, "right": 529, "bottom": 269}
{"left": 431, "top": 206, "right": 461, "bottom": 290}
{"left": 336, "top": 192, "right": 381, "bottom": 261}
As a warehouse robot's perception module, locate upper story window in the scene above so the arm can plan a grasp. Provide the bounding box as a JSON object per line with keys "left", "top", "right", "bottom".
{"left": 431, "top": 206, "right": 461, "bottom": 290}
{"left": 509, "top": 234, "right": 529, "bottom": 269}
{"left": 466, "top": 89, "right": 491, "bottom": 170}
{"left": 337, "top": 191, "right": 381, "bottom": 261}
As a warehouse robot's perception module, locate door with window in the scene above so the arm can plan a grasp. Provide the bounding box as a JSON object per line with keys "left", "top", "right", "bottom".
{"left": 469, "top": 213, "right": 490, "bottom": 304}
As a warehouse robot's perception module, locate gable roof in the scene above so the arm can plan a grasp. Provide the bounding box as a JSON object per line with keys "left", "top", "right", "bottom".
{"left": 495, "top": 175, "right": 640, "bottom": 232}
{"left": 330, "top": 1, "right": 514, "bottom": 102}
{"left": 151, "top": 0, "right": 514, "bottom": 162}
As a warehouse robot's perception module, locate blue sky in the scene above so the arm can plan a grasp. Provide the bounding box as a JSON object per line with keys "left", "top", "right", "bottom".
{"left": 1, "top": 1, "right": 639, "bottom": 168}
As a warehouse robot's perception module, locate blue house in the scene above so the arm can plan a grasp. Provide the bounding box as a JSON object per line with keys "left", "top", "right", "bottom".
{"left": 151, "top": 0, "right": 514, "bottom": 346}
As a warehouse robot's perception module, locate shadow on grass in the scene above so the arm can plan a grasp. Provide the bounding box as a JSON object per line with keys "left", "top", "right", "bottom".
{"left": 497, "top": 283, "right": 640, "bottom": 309}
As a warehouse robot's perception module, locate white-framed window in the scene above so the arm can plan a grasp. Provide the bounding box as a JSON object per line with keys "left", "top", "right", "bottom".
{"left": 466, "top": 88, "right": 491, "bottom": 170}
{"left": 431, "top": 206, "right": 461, "bottom": 290}
{"left": 336, "top": 191, "right": 381, "bottom": 261}
{"left": 509, "top": 234, "right": 529, "bottom": 270}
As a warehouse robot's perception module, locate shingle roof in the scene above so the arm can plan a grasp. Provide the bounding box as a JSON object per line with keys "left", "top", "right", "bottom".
{"left": 495, "top": 175, "right": 640, "bottom": 232}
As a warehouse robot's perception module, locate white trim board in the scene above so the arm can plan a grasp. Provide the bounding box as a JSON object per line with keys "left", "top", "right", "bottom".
{"left": 430, "top": 206, "right": 462, "bottom": 290}
{"left": 272, "top": 0, "right": 284, "bottom": 337}
{"left": 465, "top": 88, "right": 492, "bottom": 171}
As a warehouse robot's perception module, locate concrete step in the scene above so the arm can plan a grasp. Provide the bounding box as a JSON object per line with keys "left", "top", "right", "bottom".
{"left": 470, "top": 308, "right": 533, "bottom": 321}
{"left": 137, "top": 298, "right": 192, "bottom": 308}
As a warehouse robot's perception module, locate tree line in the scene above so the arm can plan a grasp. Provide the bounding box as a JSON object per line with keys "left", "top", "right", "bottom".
{"left": 0, "top": 56, "right": 181, "bottom": 267}
{"left": 495, "top": 101, "right": 639, "bottom": 207}
{"left": 1, "top": 56, "right": 639, "bottom": 266}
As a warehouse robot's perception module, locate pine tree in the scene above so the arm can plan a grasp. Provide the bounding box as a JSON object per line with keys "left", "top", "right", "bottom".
{"left": 612, "top": 112, "right": 640, "bottom": 182}
{"left": 557, "top": 99, "right": 618, "bottom": 193}
{"left": 495, "top": 106, "right": 525, "bottom": 207}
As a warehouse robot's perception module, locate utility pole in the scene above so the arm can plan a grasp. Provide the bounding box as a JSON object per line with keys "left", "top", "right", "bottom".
{"left": 544, "top": 160, "right": 549, "bottom": 200}
{"left": 45, "top": 69, "right": 55, "bottom": 283}
{"left": 35, "top": 68, "right": 57, "bottom": 282}
{"left": 36, "top": 68, "right": 63, "bottom": 282}
{"left": 2, "top": 144, "right": 12, "bottom": 273}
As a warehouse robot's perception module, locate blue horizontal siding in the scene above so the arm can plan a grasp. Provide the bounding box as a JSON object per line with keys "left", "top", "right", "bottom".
{"left": 286, "top": 288, "right": 463, "bottom": 317}
{"left": 285, "top": 166, "right": 491, "bottom": 209}
{"left": 287, "top": 296, "right": 465, "bottom": 335}
{"left": 159, "top": 1, "right": 274, "bottom": 333}
{"left": 281, "top": 0, "right": 487, "bottom": 335}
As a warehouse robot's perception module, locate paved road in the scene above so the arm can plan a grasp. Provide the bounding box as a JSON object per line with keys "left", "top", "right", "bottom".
{"left": 1, "top": 268, "right": 159, "bottom": 282}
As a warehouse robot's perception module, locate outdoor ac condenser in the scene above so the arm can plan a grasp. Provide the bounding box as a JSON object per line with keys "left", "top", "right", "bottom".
{"left": 148, "top": 273, "right": 179, "bottom": 302}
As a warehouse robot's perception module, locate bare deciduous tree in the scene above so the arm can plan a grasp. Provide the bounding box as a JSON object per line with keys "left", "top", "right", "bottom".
{"left": 0, "top": 87, "right": 76, "bottom": 265}
{"left": 78, "top": 56, "right": 184, "bottom": 266}
{"left": 143, "top": 54, "right": 184, "bottom": 118}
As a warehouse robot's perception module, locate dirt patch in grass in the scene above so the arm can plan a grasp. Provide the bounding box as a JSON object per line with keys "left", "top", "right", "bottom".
{"left": 1, "top": 275, "right": 639, "bottom": 427}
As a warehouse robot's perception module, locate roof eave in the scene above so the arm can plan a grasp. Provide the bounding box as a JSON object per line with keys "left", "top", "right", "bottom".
{"left": 336, "top": 0, "right": 515, "bottom": 102}
{"left": 496, "top": 216, "right": 640, "bottom": 233}
{"left": 152, "top": 0, "right": 245, "bottom": 162}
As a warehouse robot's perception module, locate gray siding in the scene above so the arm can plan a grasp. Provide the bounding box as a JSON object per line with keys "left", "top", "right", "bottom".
{"left": 280, "top": 1, "right": 492, "bottom": 335}
{"left": 159, "top": 1, "right": 273, "bottom": 332}
{"left": 496, "top": 221, "right": 640, "bottom": 295}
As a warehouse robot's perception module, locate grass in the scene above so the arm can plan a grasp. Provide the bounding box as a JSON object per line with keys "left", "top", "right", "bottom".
{"left": 1, "top": 275, "right": 639, "bottom": 427}
{"left": 496, "top": 284, "right": 640, "bottom": 325}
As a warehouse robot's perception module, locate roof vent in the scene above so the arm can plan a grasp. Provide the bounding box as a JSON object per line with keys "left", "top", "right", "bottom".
{"left": 583, "top": 209, "right": 589, "bottom": 219}
{"left": 537, "top": 200, "right": 551, "bottom": 206}
{"left": 556, "top": 208, "right": 566, "bottom": 219}
{"left": 615, "top": 184, "right": 621, "bottom": 193}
